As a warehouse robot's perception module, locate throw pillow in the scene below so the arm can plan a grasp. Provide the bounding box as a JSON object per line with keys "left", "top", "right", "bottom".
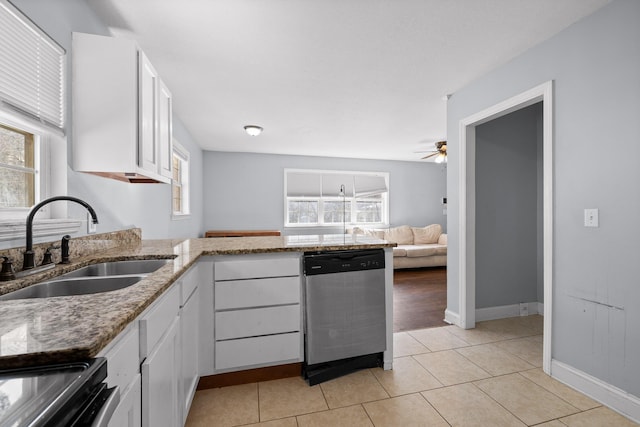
{"left": 413, "top": 224, "right": 442, "bottom": 244}
{"left": 384, "top": 225, "right": 413, "bottom": 244}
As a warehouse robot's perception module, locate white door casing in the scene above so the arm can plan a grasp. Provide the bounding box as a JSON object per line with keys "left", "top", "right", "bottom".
{"left": 457, "top": 80, "right": 553, "bottom": 374}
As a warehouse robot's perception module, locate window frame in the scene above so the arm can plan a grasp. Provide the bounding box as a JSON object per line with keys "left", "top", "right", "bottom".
{"left": 171, "top": 140, "right": 190, "bottom": 219}
{"left": 0, "top": 113, "right": 50, "bottom": 220}
{"left": 0, "top": 123, "right": 38, "bottom": 212}
{"left": 0, "top": 111, "right": 74, "bottom": 243}
{"left": 0, "top": 0, "right": 73, "bottom": 244}
{"left": 284, "top": 169, "right": 389, "bottom": 229}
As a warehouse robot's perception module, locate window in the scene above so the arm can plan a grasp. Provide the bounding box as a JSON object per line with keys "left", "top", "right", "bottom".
{"left": 0, "top": 0, "right": 71, "bottom": 241}
{"left": 0, "top": 124, "right": 37, "bottom": 209}
{"left": 284, "top": 169, "right": 389, "bottom": 228}
{"left": 171, "top": 141, "right": 190, "bottom": 217}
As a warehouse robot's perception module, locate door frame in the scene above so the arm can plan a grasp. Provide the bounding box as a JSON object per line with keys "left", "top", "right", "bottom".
{"left": 457, "top": 80, "right": 553, "bottom": 374}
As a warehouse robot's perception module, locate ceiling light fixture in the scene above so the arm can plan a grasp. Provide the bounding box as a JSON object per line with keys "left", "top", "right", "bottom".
{"left": 244, "top": 125, "right": 263, "bottom": 136}
{"left": 435, "top": 152, "right": 447, "bottom": 164}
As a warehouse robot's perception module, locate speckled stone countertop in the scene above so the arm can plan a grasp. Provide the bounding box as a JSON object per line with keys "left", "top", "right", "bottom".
{"left": 0, "top": 234, "right": 393, "bottom": 368}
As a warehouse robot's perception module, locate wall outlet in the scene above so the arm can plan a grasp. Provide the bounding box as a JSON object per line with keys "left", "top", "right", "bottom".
{"left": 87, "top": 212, "right": 97, "bottom": 234}
{"left": 519, "top": 302, "right": 529, "bottom": 317}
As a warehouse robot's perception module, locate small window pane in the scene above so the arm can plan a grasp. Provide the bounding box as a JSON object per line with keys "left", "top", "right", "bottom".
{"left": 0, "top": 124, "right": 34, "bottom": 168}
{"left": 0, "top": 168, "right": 35, "bottom": 207}
{"left": 288, "top": 200, "right": 318, "bottom": 224}
{"left": 323, "top": 200, "right": 351, "bottom": 224}
{"left": 172, "top": 155, "right": 180, "bottom": 182}
{"left": 171, "top": 143, "right": 190, "bottom": 217}
{"left": 172, "top": 182, "right": 182, "bottom": 213}
{"left": 356, "top": 200, "right": 382, "bottom": 223}
{"left": 0, "top": 124, "right": 35, "bottom": 208}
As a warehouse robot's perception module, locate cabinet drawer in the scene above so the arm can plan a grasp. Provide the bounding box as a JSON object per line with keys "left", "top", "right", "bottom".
{"left": 215, "top": 305, "right": 300, "bottom": 340}
{"left": 139, "top": 284, "right": 180, "bottom": 358}
{"left": 215, "top": 256, "right": 300, "bottom": 281}
{"left": 216, "top": 332, "right": 301, "bottom": 370}
{"left": 98, "top": 323, "right": 139, "bottom": 392}
{"left": 215, "top": 276, "right": 300, "bottom": 310}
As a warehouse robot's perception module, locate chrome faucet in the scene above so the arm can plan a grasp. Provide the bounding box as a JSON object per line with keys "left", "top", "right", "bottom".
{"left": 23, "top": 196, "right": 99, "bottom": 270}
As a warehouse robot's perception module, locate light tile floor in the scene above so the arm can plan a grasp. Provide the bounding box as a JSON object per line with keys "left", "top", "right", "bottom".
{"left": 185, "top": 316, "right": 639, "bottom": 426}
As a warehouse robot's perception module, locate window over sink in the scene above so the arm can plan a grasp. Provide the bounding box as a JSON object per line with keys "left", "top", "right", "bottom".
{"left": 0, "top": 0, "right": 75, "bottom": 243}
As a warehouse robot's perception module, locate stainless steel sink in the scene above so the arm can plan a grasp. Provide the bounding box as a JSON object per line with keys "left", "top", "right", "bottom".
{"left": 60, "top": 259, "right": 170, "bottom": 278}
{"left": 0, "top": 275, "right": 145, "bottom": 301}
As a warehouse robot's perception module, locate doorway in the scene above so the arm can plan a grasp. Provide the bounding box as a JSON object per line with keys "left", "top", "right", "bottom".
{"left": 393, "top": 267, "right": 448, "bottom": 332}
{"left": 458, "top": 81, "right": 553, "bottom": 373}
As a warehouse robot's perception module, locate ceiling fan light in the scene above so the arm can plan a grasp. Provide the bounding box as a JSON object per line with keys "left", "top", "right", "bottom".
{"left": 244, "top": 125, "right": 263, "bottom": 136}
{"left": 435, "top": 153, "right": 446, "bottom": 164}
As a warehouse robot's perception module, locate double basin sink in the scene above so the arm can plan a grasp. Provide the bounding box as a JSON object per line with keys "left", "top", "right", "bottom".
{"left": 0, "top": 259, "right": 170, "bottom": 301}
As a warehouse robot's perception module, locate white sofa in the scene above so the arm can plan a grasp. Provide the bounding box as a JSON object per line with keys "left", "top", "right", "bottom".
{"left": 352, "top": 224, "right": 447, "bottom": 269}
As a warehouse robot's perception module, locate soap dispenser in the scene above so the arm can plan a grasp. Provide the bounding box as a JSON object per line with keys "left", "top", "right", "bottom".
{"left": 0, "top": 256, "right": 16, "bottom": 281}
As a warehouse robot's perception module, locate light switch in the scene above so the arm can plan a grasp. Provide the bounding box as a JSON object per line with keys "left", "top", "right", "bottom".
{"left": 584, "top": 208, "right": 599, "bottom": 227}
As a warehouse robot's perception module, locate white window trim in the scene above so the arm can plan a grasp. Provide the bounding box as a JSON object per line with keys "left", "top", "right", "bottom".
{"left": 284, "top": 168, "right": 389, "bottom": 228}
{"left": 0, "top": 110, "right": 75, "bottom": 242}
{"left": 171, "top": 140, "right": 190, "bottom": 220}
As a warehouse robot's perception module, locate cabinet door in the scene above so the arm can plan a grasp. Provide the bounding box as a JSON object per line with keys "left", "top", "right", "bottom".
{"left": 181, "top": 288, "right": 199, "bottom": 424}
{"left": 138, "top": 51, "right": 158, "bottom": 173}
{"left": 108, "top": 374, "right": 141, "bottom": 427}
{"left": 141, "top": 317, "right": 180, "bottom": 427}
{"left": 157, "top": 79, "right": 173, "bottom": 179}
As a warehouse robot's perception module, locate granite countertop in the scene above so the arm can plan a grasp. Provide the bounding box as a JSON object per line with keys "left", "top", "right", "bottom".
{"left": 0, "top": 235, "right": 393, "bottom": 368}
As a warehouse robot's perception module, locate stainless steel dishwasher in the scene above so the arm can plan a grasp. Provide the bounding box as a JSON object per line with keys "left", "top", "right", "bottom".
{"left": 303, "top": 249, "right": 386, "bottom": 385}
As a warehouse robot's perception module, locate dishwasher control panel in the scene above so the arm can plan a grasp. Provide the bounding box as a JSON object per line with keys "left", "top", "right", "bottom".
{"left": 303, "top": 249, "right": 385, "bottom": 275}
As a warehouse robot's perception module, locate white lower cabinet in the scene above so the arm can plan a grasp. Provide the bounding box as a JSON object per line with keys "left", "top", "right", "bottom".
{"left": 180, "top": 272, "right": 200, "bottom": 425}
{"left": 213, "top": 253, "right": 303, "bottom": 373}
{"left": 99, "top": 255, "right": 302, "bottom": 426}
{"left": 137, "top": 269, "right": 184, "bottom": 427}
{"left": 109, "top": 375, "right": 141, "bottom": 427}
{"left": 141, "top": 317, "right": 180, "bottom": 427}
{"left": 99, "top": 322, "right": 141, "bottom": 427}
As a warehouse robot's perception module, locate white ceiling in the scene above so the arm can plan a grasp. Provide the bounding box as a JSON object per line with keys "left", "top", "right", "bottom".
{"left": 87, "top": 0, "right": 610, "bottom": 162}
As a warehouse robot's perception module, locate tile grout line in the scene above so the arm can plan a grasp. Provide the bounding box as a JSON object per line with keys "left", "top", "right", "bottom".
{"left": 468, "top": 380, "right": 532, "bottom": 426}
{"left": 417, "top": 391, "right": 454, "bottom": 426}
{"left": 514, "top": 370, "right": 593, "bottom": 415}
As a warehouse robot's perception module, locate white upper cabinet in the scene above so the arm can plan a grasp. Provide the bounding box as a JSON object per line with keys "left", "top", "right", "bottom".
{"left": 72, "top": 32, "right": 172, "bottom": 183}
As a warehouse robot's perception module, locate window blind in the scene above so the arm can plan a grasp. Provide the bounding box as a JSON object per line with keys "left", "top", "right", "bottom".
{"left": 321, "top": 173, "right": 354, "bottom": 197}
{"left": 0, "top": 0, "right": 65, "bottom": 131}
{"left": 286, "top": 170, "right": 387, "bottom": 198}
{"left": 354, "top": 175, "right": 388, "bottom": 197}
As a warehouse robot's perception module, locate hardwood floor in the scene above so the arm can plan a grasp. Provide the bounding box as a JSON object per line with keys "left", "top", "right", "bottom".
{"left": 393, "top": 267, "right": 448, "bottom": 332}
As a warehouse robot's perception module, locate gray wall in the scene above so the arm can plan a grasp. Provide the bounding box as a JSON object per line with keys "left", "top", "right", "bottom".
{"left": 447, "top": 0, "right": 640, "bottom": 396}
{"left": 203, "top": 151, "right": 446, "bottom": 235}
{"left": 6, "top": 0, "right": 204, "bottom": 247}
{"left": 475, "top": 103, "right": 542, "bottom": 308}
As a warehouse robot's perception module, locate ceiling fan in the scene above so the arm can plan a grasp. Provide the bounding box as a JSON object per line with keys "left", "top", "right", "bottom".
{"left": 419, "top": 140, "right": 447, "bottom": 163}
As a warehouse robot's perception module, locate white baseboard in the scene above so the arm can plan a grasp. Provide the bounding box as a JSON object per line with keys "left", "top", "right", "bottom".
{"left": 444, "top": 309, "right": 459, "bottom": 326}
{"left": 476, "top": 301, "right": 543, "bottom": 322}
{"left": 445, "top": 302, "right": 545, "bottom": 327}
{"left": 552, "top": 359, "right": 640, "bottom": 424}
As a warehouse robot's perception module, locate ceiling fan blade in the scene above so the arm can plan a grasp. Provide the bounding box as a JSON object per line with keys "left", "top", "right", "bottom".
{"left": 421, "top": 152, "right": 438, "bottom": 160}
